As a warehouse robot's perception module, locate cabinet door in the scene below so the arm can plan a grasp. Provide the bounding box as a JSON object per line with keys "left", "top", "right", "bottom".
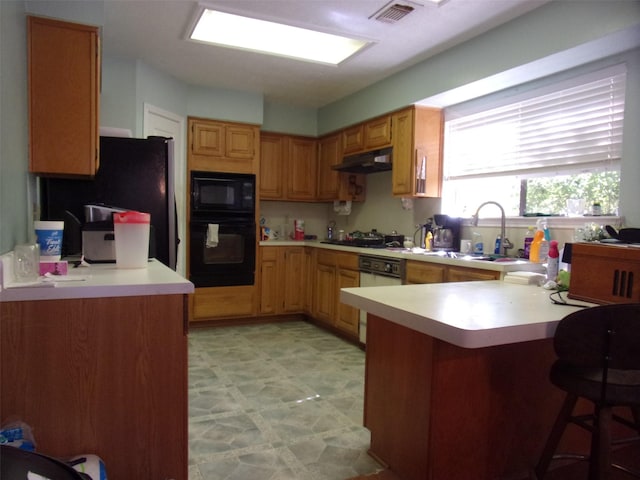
{"left": 28, "top": 16, "right": 99, "bottom": 177}
{"left": 342, "top": 124, "right": 365, "bottom": 155}
{"left": 315, "top": 263, "right": 336, "bottom": 325}
{"left": 260, "top": 134, "right": 285, "bottom": 199}
{"left": 413, "top": 107, "right": 444, "bottom": 198}
{"left": 1, "top": 295, "right": 188, "bottom": 479}
{"left": 283, "top": 247, "right": 305, "bottom": 312}
{"left": 365, "top": 115, "right": 392, "bottom": 149}
{"left": 447, "top": 267, "right": 500, "bottom": 282}
{"left": 317, "top": 133, "right": 341, "bottom": 201}
{"left": 335, "top": 268, "right": 360, "bottom": 336}
{"left": 226, "top": 125, "right": 255, "bottom": 159}
{"left": 259, "top": 247, "right": 281, "bottom": 314}
{"left": 406, "top": 261, "right": 446, "bottom": 284}
{"left": 391, "top": 108, "right": 414, "bottom": 196}
{"left": 191, "top": 120, "right": 225, "bottom": 157}
{"left": 304, "top": 248, "right": 315, "bottom": 314}
{"left": 392, "top": 107, "right": 443, "bottom": 198}
{"left": 287, "top": 136, "right": 317, "bottom": 200}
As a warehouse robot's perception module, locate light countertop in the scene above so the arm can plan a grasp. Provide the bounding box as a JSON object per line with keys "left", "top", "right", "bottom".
{"left": 260, "top": 240, "right": 545, "bottom": 275}
{"left": 340, "top": 281, "right": 594, "bottom": 349}
{"left": 0, "top": 255, "right": 193, "bottom": 302}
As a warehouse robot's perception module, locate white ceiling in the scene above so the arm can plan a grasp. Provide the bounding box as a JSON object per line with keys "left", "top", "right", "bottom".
{"left": 102, "top": 0, "right": 551, "bottom": 109}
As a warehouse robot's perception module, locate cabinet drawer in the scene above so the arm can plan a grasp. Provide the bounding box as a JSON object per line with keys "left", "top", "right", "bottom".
{"left": 191, "top": 286, "right": 256, "bottom": 320}
{"left": 260, "top": 247, "right": 279, "bottom": 261}
{"left": 446, "top": 267, "right": 499, "bottom": 282}
{"left": 336, "top": 252, "right": 359, "bottom": 270}
{"left": 406, "top": 261, "right": 446, "bottom": 284}
{"left": 317, "top": 250, "right": 337, "bottom": 266}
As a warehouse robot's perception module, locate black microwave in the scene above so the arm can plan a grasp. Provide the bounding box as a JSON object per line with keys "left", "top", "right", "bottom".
{"left": 190, "top": 171, "right": 255, "bottom": 215}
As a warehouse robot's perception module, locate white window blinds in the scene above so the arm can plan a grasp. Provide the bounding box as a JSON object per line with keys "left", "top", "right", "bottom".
{"left": 444, "top": 65, "right": 627, "bottom": 180}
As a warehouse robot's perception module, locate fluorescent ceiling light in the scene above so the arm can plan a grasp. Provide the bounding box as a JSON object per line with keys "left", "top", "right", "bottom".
{"left": 190, "top": 9, "right": 370, "bottom": 65}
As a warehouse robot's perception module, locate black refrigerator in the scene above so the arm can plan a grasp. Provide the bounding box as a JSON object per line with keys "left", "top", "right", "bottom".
{"left": 39, "top": 136, "right": 178, "bottom": 270}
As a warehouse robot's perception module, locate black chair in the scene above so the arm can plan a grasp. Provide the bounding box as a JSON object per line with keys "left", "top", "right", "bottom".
{"left": 0, "top": 445, "right": 92, "bottom": 479}
{"left": 535, "top": 303, "right": 640, "bottom": 479}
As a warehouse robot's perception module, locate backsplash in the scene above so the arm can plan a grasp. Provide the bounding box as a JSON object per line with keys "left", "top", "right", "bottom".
{"left": 258, "top": 171, "right": 442, "bottom": 241}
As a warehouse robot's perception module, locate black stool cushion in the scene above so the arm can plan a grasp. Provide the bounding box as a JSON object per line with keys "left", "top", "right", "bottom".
{"left": 551, "top": 360, "right": 640, "bottom": 406}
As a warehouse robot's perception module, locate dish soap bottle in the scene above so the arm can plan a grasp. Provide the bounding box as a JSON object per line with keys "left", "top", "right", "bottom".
{"left": 494, "top": 235, "right": 501, "bottom": 255}
{"left": 529, "top": 230, "right": 545, "bottom": 263}
{"left": 523, "top": 226, "right": 535, "bottom": 259}
{"left": 547, "top": 240, "right": 559, "bottom": 282}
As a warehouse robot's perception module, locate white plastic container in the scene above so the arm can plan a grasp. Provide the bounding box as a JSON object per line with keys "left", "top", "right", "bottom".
{"left": 113, "top": 211, "right": 150, "bottom": 269}
{"left": 34, "top": 220, "right": 64, "bottom": 261}
{"left": 472, "top": 232, "right": 483, "bottom": 255}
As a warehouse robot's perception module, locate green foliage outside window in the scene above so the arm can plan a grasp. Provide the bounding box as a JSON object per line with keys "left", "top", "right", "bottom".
{"left": 525, "top": 171, "right": 620, "bottom": 216}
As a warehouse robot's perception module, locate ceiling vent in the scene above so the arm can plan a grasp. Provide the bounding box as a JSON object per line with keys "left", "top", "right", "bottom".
{"left": 371, "top": 2, "right": 416, "bottom": 23}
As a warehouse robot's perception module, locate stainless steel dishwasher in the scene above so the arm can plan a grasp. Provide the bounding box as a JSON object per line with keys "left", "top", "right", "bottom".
{"left": 358, "top": 254, "right": 406, "bottom": 344}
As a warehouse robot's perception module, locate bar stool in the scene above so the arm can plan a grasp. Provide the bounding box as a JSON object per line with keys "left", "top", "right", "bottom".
{"left": 535, "top": 303, "right": 640, "bottom": 480}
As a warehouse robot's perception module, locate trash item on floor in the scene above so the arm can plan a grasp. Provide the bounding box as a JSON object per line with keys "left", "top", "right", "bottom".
{"left": 0, "top": 420, "right": 36, "bottom": 451}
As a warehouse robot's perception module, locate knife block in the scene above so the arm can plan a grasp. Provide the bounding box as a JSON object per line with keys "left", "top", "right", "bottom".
{"left": 568, "top": 242, "right": 640, "bottom": 304}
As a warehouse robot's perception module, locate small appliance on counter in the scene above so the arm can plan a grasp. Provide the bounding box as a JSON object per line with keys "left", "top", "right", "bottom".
{"left": 81, "top": 204, "right": 122, "bottom": 263}
{"left": 81, "top": 204, "right": 155, "bottom": 263}
{"left": 431, "top": 214, "right": 462, "bottom": 252}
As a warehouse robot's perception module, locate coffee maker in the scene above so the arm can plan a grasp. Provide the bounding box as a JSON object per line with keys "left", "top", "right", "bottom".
{"left": 431, "top": 214, "right": 462, "bottom": 252}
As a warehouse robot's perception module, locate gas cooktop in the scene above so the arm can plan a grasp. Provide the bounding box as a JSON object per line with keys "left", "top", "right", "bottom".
{"left": 321, "top": 239, "right": 386, "bottom": 248}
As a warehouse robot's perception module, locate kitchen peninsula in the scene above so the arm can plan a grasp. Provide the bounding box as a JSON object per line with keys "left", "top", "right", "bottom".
{"left": 0, "top": 258, "right": 193, "bottom": 479}
{"left": 341, "top": 281, "right": 594, "bottom": 480}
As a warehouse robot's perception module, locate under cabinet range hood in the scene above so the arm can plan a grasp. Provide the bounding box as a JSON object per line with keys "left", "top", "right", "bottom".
{"left": 332, "top": 147, "right": 392, "bottom": 174}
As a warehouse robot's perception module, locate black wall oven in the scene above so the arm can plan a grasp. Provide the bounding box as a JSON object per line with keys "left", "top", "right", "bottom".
{"left": 189, "top": 171, "right": 256, "bottom": 288}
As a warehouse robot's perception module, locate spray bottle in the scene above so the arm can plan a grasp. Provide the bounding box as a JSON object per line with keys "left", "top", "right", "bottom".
{"left": 547, "top": 240, "right": 560, "bottom": 282}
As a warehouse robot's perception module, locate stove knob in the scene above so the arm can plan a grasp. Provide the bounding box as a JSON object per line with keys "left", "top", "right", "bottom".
{"left": 384, "top": 263, "right": 392, "bottom": 273}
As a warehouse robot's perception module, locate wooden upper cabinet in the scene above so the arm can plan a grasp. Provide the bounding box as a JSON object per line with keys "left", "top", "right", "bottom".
{"left": 342, "top": 115, "right": 392, "bottom": 156}
{"left": 317, "top": 134, "right": 366, "bottom": 202}
{"left": 365, "top": 115, "right": 392, "bottom": 150}
{"left": 188, "top": 117, "right": 259, "bottom": 174}
{"left": 259, "top": 133, "right": 285, "bottom": 200}
{"left": 392, "top": 106, "right": 443, "bottom": 198}
{"left": 288, "top": 136, "right": 317, "bottom": 200}
{"left": 317, "top": 133, "right": 342, "bottom": 201}
{"left": 28, "top": 16, "right": 100, "bottom": 177}
{"left": 342, "top": 124, "right": 365, "bottom": 155}
{"left": 192, "top": 122, "right": 224, "bottom": 157}
{"left": 259, "top": 133, "right": 316, "bottom": 201}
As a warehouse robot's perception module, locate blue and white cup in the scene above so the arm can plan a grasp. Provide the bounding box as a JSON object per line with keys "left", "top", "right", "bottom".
{"left": 34, "top": 220, "right": 64, "bottom": 261}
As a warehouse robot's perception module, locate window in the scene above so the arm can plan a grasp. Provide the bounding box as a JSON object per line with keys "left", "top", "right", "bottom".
{"left": 441, "top": 65, "right": 626, "bottom": 218}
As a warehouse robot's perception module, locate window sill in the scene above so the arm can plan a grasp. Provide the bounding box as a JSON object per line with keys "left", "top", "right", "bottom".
{"left": 464, "top": 215, "right": 622, "bottom": 230}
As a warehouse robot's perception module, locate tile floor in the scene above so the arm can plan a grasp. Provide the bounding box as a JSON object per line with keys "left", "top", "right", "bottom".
{"left": 188, "top": 321, "right": 384, "bottom": 480}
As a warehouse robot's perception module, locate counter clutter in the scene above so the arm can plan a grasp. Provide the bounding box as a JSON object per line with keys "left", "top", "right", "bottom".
{"left": 0, "top": 253, "right": 193, "bottom": 302}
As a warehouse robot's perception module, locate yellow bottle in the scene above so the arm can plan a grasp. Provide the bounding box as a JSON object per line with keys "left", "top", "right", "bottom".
{"left": 529, "top": 230, "right": 545, "bottom": 263}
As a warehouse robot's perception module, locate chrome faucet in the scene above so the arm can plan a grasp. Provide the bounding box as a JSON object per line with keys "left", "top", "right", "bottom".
{"left": 471, "top": 201, "right": 514, "bottom": 256}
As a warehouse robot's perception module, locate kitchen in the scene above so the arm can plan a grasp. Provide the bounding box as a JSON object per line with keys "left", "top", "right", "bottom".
{"left": 1, "top": 1, "right": 640, "bottom": 479}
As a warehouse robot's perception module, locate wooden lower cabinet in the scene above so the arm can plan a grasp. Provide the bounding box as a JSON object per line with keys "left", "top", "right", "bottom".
{"left": 314, "top": 250, "right": 360, "bottom": 339}
{"left": 364, "top": 314, "right": 576, "bottom": 480}
{"left": 446, "top": 266, "right": 500, "bottom": 282}
{"left": 407, "top": 260, "right": 500, "bottom": 284}
{"left": 406, "top": 261, "right": 446, "bottom": 284}
{"left": 315, "top": 261, "right": 336, "bottom": 324}
{"left": 336, "top": 267, "right": 360, "bottom": 335}
{"left": 191, "top": 285, "right": 258, "bottom": 321}
{"left": 259, "top": 246, "right": 306, "bottom": 315}
{"left": 1, "top": 294, "right": 188, "bottom": 479}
